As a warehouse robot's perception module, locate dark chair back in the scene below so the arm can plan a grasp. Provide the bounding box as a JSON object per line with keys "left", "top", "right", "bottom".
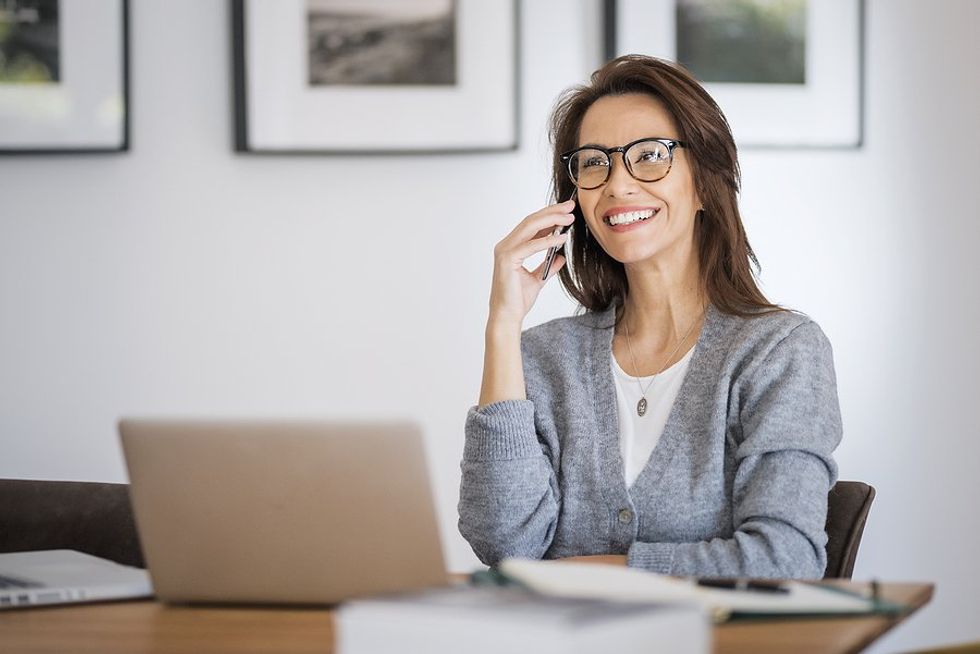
{"left": 824, "top": 480, "right": 875, "bottom": 579}
{"left": 0, "top": 479, "right": 145, "bottom": 568}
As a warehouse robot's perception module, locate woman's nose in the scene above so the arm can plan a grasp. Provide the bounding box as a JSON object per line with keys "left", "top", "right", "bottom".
{"left": 604, "top": 153, "right": 641, "bottom": 197}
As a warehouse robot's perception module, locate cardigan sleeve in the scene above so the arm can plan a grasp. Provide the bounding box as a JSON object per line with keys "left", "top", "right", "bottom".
{"left": 627, "top": 320, "right": 842, "bottom": 579}
{"left": 457, "top": 399, "right": 561, "bottom": 566}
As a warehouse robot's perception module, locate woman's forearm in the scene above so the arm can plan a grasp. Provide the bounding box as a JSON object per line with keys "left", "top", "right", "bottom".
{"left": 478, "top": 319, "right": 527, "bottom": 407}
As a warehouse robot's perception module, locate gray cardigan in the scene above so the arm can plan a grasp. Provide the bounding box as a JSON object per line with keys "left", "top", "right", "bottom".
{"left": 458, "top": 303, "right": 842, "bottom": 579}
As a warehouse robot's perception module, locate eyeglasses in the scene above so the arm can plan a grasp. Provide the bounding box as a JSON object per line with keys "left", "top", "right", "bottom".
{"left": 560, "top": 137, "right": 687, "bottom": 190}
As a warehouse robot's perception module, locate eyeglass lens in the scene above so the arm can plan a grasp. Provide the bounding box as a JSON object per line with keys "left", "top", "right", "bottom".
{"left": 567, "top": 140, "right": 672, "bottom": 189}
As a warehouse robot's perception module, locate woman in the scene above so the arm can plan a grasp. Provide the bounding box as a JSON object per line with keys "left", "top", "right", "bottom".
{"left": 458, "top": 55, "right": 841, "bottom": 579}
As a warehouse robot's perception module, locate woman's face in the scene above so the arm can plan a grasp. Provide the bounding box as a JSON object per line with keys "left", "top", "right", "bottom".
{"left": 575, "top": 93, "right": 702, "bottom": 272}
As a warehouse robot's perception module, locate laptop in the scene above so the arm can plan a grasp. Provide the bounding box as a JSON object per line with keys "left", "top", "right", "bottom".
{"left": 119, "top": 419, "right": 448, "bottom": 605}
{"left": 0, "top": 549, "right": 152, "bottom": 609}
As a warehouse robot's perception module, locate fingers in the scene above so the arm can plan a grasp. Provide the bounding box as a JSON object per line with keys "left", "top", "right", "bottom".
{"left": 501, "top": 200, "right": 576, "bottom": 250}
{"left": 510, "top": 229, "right": 569, "bottom": 264}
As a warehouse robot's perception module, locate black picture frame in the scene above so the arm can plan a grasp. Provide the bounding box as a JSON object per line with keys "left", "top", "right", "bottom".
{"left": 0, "top": 0, "right": 130, "bottom": 154}
{"left": 232, "top": 0, "right": 520, "bottom": 155}
{"left": 603, "top": 0, "right": 865, "bottom": 149}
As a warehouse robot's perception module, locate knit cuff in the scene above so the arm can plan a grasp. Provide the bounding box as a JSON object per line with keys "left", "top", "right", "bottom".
{"left": 463, "top": 400, "right": 541, "bottom": 461}
{"left": 627, "top": 541, "right": 676, "bottom": 574}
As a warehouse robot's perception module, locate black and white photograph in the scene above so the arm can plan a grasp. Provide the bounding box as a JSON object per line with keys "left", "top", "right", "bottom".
{"left": 0, "top": 0, "right": 60, "bottom": 84}
{"left": 676, "top": 0, "right": 806, "bottom": 84}
{"left": 307, "top": 0, "right": 456, "bottom": 86}
{"left": 235, "top": 0, "right": 516, "bottom": 153}
{"left": 606, "top": 0, "right": 863, "bottom": 147}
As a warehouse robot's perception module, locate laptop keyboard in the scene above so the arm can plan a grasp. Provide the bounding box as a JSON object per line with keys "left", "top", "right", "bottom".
{"left": 0, "top": 574, "right": 43, "bottom": 589}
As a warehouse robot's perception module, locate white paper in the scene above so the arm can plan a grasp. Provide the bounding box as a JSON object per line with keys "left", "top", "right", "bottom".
{"left": 499, "top": 558, "right": 874, "bottom": 619}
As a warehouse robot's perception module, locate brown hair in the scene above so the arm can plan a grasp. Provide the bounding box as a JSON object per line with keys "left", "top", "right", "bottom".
{"left": 550, "top": 55, "right": 779, "bottom": 319}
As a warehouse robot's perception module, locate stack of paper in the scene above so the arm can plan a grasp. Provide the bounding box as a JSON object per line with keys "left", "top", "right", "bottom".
{"left": 336, "top": 584, "right": 710, "bottom": 654}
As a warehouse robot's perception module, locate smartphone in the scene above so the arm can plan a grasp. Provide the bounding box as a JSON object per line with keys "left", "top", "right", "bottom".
{"left": 540, "top": 191, "right": 577, "bottom": 281}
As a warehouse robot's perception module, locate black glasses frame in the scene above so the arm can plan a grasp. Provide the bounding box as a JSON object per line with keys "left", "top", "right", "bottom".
{"left": 560, "top": 137, "right": 687, "bottom": 189}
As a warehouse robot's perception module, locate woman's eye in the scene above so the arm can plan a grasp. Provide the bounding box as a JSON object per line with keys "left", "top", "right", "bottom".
{"left": 583, "top": 156, "right": 607, "bottom": 168}
{"left": 636, "top": 149, "right": 666, "bottom": 163}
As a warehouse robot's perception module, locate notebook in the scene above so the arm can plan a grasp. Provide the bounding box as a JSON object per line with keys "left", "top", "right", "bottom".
{"left": 0, "top": 549, "right": 151, "bottom": 610}
{"left": 119, "top": 419, "right": 448, "bottom": 605}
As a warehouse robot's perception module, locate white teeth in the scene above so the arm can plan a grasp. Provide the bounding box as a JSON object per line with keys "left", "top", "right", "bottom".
{"left": 607, "top": 209, "right": 657, "bottom": 226}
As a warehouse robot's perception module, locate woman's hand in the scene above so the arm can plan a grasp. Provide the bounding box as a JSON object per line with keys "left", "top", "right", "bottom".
{"left": 487, "top": 199, "right": 576, "bottom": 330}
{"left": 477, "top": 199, "right": 576, "bottom": 407}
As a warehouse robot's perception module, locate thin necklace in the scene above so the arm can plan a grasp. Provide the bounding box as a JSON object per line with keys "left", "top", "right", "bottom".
{"left": 622, "top": 309, "right": 704, "bottom": 417}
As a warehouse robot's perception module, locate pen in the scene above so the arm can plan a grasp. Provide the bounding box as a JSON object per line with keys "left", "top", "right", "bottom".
{"left": 696, "top": 578, "right": 790, "bottom": 594}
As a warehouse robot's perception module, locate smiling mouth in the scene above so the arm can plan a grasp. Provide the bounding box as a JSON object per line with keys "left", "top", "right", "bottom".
{"left": 604, "top": 208, "right": 659, "bottom": 226}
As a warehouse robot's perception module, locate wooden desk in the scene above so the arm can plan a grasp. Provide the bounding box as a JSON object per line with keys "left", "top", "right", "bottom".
{"left": 0, "top": 581, "right": 932, "bottom": 654}
{"left": 716, "top": 582, "right": 934, "bottom": 654}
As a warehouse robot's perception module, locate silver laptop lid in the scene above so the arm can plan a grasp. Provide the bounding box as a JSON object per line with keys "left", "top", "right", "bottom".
{"left": 119, "top": 420, "right": 447, "bottom": 605}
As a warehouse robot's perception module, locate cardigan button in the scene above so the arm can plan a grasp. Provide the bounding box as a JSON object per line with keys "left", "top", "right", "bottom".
{"left": 618, "top": 508, "right": 633, "bottom": 524}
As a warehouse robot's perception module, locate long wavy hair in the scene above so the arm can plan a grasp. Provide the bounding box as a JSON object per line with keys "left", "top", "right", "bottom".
{"left": 550, "top": 55, "right": 778, "bottom": 319}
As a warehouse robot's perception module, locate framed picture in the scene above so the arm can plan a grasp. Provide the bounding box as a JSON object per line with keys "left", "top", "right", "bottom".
{"left": 233, "top": 0, "right": 519, "bottom": 154}
{"left": 605, "top": 0, "right": 864, "bottom": 148}
{"left": 0, "top": 0, "right": 129, "bottom": 154}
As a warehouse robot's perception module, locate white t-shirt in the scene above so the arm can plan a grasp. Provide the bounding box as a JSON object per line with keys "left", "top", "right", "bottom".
{"left": 611, "top": 346, "right": 695, "bottom": 488}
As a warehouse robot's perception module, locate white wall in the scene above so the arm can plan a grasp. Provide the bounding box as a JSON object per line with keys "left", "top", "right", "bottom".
{"left": 1, "top": 1, "right": 977, "bottom": 650}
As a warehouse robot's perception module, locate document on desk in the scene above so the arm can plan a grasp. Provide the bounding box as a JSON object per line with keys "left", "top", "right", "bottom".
{"left": 499, "top": 558, "right": 883, "bottom": 622}
{"left": 336, "top": 585, "right": 709, "bottom": 654}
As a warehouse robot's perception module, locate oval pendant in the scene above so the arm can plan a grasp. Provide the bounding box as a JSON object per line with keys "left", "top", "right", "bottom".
{"left": 637, "top": 397, "right": 647, "bottom": 417}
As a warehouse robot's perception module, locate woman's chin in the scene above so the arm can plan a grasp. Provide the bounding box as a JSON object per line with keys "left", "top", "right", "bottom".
{"left": 604, "top": 246, "right": 664, "bottom": 267}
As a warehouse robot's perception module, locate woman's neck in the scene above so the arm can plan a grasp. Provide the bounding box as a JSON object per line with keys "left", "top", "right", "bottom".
{"left": 618, "top": 254, "right": 705, "bottom": 349}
